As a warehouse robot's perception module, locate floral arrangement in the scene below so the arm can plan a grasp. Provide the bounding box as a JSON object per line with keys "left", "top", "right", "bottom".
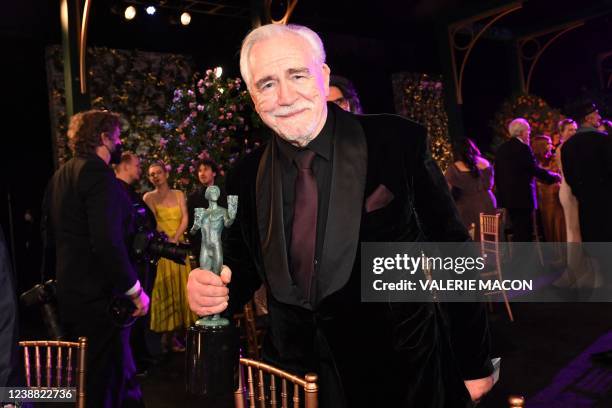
{"left": 46, "top": 46, "right": 195, "bottom": 167}
{"left": 151, "top": 68, "right": 262, "bottom": 191}
{"left": 392, "top": 72, "right": 453, "bottom": 171}
{"left": 490, "top": 93, "right": 563, "bottom": 152}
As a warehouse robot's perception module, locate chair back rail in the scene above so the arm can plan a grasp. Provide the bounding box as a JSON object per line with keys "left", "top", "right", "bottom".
{"left": 235, "top": 358, "right": 318, "bottom": 408}
{"left": 480, "top": 213, "right": 515, "bottom": 322}
{"left": 19, "top": 337, "right": 87, "bottom": 408}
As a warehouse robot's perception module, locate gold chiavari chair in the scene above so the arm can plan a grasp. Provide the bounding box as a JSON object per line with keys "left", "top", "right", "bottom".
{"left": 234, "top": 301, "right": 266, "bottom": 359}
{"left": 19, "top": 337, "right": 87, "bottom": 408}
{"left": 480, "top": 212, "right": 514, "bottom": 322}
{"left": 234, "top": 358, "right": 318, "bottom": 408}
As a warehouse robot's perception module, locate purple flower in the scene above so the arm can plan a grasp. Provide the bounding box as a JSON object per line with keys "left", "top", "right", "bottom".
{"left": 205, "top": 81, "right": 213, "bottom": 87}
{"left": 159, "top": 138, "right": 168, "bottom": 147}
{"left": 197, "top": 79, "right": 204, "bottom": 87}
{"left": 226, "top": 112, "right": 233, "bottom": 119}
{"left": 206, "top": 69, "right": 212, "bottom": 76}
{"left": 177, "top": 164, "right": 185, "bottom": 173}
{"left": 197, "top": 104, "right": 205, "bottom": 111}
{"left": 218, "top": 115, "right": 225, "bottom": 120}
{"left": 189, "top": 102, "right": 196, "bottom": 109}
{"left": 187, "top": 89, "right": 195, "bottom": 97}
{"left": 165, "top": 164, "right": 172, "bottom": 172}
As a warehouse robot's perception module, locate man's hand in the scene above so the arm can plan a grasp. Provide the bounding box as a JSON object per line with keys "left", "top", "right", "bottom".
{"left": 131, "top": 290, "right": 150, "bottom": 317}
{"left": 464, "top": 375, "right": 495, "bottom": 403}
{"left": 187, "top": 265, "right": 231, "bottom": 316}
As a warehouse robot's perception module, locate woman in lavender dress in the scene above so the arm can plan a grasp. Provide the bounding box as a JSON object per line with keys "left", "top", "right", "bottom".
{"left": 445, "top": 138, "right": 497, "bottom": 240}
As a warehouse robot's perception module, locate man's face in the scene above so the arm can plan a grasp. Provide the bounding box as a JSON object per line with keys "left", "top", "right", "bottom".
{"left": 247, "top": 34, "right": 330, "bottom": 147}
{"left": 103, "top": 126, "right": 122, "bottom": 152}
{"left": 125, "top": 157, "right": 142, "bottom": 183}
{"left": 520, "top": 124, "right": 531, "bottom": 143}
{"left": 585, "top": 110, "right": 602, "bottom": 128}
{"left": 560, "top": 122, "right": 577, "bottom": 141}
{"left": 328, "top": 86, "right": 350, "bottom": 112}
{"left": 198, "top": 164, "right": 215, "bottom": 187}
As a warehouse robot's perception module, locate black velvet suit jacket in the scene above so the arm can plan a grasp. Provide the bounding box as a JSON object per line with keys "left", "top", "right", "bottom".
{"left": 224, "top": 105, "right": 493, "bottom": 407}
{"left": 561, "top": 128, "right": 612, "bottom": 241}
{"left": 44, "top": 155, "right": 138, "bottom": 323}
{"left": 494, "top": 137, "right": 558, "bottom": 209}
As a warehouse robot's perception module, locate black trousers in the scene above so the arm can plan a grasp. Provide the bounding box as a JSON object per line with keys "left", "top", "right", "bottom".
{"left": 66, "top": 316, "right": 144, "bottom": 408}
{"left": 507, "top": 208, "right": 534, "bottom": 242}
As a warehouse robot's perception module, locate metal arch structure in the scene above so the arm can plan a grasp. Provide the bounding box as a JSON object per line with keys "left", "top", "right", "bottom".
{"left": 60, "top": 0, "right": 92, "bottom": 122}
{"left": 447, "top": 2, "right": 523, "bottom": 105}
{"left": 597, "top": 51, "right": 612, "bottom": 90}
{"left": 517, "top": 21, "right": 584, "bottom": 94}
{"left": 250, "top": 0, "right": 298, "bottom": 27}
{"left": 265, "top": 0, "right": 298, "bottom": 26}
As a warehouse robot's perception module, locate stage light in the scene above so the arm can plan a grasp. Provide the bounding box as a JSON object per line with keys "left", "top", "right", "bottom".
{"left": 180, "top": 12, "right": 191, "bottom": 26}
{"left": 124, "top": 6, "right": 136, "bottom": 20}
{"left": 214, "top": 66, "right": 223, "bottom": 78}
{"left": 146, "top": 6, "right": 156, "bottom": 15}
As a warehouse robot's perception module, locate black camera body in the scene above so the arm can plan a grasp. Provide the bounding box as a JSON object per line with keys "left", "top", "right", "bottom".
{"left": 20, "top": 279, "right": 64, "bottom": 340}
{"left": 131, "top": 203, "right": 190, "bottom": 266}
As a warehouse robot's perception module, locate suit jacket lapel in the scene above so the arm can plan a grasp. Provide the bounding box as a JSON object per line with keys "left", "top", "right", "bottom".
{"left": 316, "top": 108, "right": 367, "bottom": 304}
{"left": 256, "top": 140, "right": 310, "bottom": 307}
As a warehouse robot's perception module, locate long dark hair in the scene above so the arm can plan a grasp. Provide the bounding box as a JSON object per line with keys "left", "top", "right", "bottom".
{"left": 453, "top": 138, "right": 481, "bottom": 178}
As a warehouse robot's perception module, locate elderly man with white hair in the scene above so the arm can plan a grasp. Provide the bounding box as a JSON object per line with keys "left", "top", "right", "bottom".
{"left": 495, "top": 118, "right": 560, "bottom": 242}
{"left": 187, "top": 23, "right": 495, "bottom": 407}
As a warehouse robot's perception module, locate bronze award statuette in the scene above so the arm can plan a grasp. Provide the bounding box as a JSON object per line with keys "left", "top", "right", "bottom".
{"left": 186, "top": 186, "right": 239, "bottom": 404}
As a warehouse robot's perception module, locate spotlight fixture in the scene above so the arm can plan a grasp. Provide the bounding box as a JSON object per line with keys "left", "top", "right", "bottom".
{"left": 146, "top": 6, "right": 156, "bottom": 15}
{"left": 214, "top": 66, "right": 223, "bottom": 78}
{"left": 180, "top": 12, "right": 191, "bottom": 26}
{"left": 124, "top": 5, "right": 136, "bottom": 20}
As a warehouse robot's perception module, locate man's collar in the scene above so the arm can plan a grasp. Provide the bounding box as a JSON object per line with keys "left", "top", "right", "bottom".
{"left": 276, "top": 104, "right": 334, "bottom": 162}
{"left": 514, "top": 136, "right": 528, "bottom": 145}
{"left": 577, "top": 126, "right": 598, "bottom": 134}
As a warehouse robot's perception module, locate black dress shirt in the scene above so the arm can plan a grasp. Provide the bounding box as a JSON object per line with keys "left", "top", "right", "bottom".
{"left": 276, "top": 107, "right": 335, "bottom": 303}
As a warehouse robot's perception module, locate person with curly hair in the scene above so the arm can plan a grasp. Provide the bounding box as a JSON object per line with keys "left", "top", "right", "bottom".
{"left": 43, "top": 109, "right": 149, "bottom": 407}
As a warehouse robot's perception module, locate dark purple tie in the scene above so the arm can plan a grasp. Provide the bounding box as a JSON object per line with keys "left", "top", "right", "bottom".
{"left": 290, "top": 150, "right": 318, "bottom": 300}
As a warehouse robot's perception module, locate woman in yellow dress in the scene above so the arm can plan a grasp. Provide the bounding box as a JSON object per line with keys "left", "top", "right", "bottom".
{"left": 143, "top": 162, "right": 195, "bottom": 352}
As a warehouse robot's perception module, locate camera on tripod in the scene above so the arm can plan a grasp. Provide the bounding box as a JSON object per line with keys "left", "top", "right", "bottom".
{"left": 131, "top": 203, "right": 190, "bottom": 265}
{"left": 20, "top": 279, "right": 64, "bottom": 340}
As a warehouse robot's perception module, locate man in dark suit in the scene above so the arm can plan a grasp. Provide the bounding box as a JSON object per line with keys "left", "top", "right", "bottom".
{"left": 114, "top": 151, "right": 160, "bottom": 376}
{"left": 187, "top": 24, "right": 494, "bottom": 407}
{"left": 561, "top": 102, "right": 612, "bottom": 242}
{"left": 495, "top": 118, "right": 560, "bottom": 242}
{"left": 44, "top": 110, "right": 149, "bottom": 407}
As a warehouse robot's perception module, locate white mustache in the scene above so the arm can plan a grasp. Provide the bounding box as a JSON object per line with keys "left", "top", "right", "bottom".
{"left": 271, "top": 103, "right": 313, "bottom": 117}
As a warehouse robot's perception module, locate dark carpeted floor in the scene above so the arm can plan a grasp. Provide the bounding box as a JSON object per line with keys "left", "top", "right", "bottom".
{"left": 138, "top": 302, "right": 612, "bottom": 407}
